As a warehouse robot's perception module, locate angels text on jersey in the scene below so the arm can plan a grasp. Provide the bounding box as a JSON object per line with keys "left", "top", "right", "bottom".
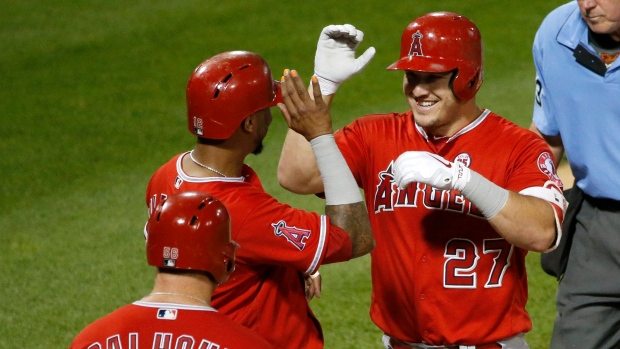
{"left": 373, "top": 161, "right": 484, "bottom": 218}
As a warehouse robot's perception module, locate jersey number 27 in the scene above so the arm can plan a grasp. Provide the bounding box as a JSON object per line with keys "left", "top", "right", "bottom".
{"left": 444, "top": 238, "right": 513, "bottom": 288}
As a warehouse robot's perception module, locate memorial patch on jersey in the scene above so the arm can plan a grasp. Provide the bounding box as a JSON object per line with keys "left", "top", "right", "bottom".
{"left": 537, "top": 152, "right": 562, "bottom": 187}
{"left": 454, "top": 152, "right": 471, "bottom": 167}
{"left": 174, "top": 176, "right": 183, "bottom": 189}
{"left": 271, "top": 220, "right": 311, "bottom": 251}
{"left": 157, "top": 308, "right": 178, "bottom": 320}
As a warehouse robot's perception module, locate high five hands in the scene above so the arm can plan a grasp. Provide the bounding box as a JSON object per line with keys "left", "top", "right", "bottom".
{"left": 314, "top": 24, "right": 376, "bottom": 95}
{"left": 278, "top": 70, "right": 333, "bottom": 141}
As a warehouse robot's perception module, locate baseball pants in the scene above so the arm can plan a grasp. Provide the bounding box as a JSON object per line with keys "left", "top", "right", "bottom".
{"left": 550, "top": 195, "right": 620, "bottom": 349}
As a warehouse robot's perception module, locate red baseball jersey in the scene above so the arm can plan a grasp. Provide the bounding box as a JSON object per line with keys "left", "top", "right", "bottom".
{"left": 69, "top": 301, "right": 273, "bottom": 349}
{"left": 335, "top": 109, "right": 564, "bottom": 344}
{"left": 145, "top": 154, "right": 353, "bottom": 349}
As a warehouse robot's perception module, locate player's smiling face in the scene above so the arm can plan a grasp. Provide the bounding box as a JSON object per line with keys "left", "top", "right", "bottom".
{"left": 403, "top": 70, "right": 465, "bottom": 136}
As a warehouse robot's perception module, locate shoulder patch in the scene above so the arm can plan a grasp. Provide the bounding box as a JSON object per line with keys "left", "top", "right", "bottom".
{"left": 271, "top": 220, "right": 311, "bottom": 251}
{"left": 537, "top": 152, "right": 563, "bottom": 187}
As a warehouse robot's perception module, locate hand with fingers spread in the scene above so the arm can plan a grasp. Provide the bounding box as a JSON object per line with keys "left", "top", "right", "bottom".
{"left": 314, "top": 24, "right": 376, "bottom": 95}
{"left": 278, "top": 69, "right": 333, "bottom": 141}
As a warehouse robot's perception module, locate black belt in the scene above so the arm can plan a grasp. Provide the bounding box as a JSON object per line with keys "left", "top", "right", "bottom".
{"left": 584, "top": 194, "right": 620, "bottom": 211}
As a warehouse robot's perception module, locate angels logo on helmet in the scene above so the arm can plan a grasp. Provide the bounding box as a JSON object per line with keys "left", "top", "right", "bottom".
{"left": 408, "top": 31, "right": 424, "bottom": 57}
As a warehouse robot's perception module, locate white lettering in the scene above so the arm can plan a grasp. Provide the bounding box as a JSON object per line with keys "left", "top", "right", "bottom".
{"left": 85, "top": 332, "right": 227, "bottom": 349}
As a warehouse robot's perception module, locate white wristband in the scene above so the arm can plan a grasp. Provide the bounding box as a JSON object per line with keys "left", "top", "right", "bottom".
{"left": 310, "top": 134, "right": 362, "bottom": 205}
{"left": 310, "top": 270, "right": 320, "bottom": 279}
{"left": 461, "top": 171, "right": 509, "bottom": 219}
{"left": 314, "top": 75, "right": 340, "bottom": 96}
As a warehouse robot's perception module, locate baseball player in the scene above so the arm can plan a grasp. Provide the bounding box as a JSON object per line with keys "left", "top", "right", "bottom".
{"left": 145, "top": 51, "right": 374, "bottom": 349}
{"left": 277, "top": 13, "right": 566, "bottom": 348}
{"left": 70, "top": 191, "right": 274, "bottom": 349}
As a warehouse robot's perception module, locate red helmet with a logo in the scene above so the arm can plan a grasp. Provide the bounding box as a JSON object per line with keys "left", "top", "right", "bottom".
{"left": 146, "top": 191, "right": 236, "bottom": 285}
{"left": 387, "top": 12, "right": 483, "bottom": 100}
{"left": 186, "top": 51, "right": 283, "bottom": 139}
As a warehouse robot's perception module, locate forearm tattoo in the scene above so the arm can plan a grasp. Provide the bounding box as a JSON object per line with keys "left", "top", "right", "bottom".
{"left": 326, "top": 201, "right": 374, "bottom": 258}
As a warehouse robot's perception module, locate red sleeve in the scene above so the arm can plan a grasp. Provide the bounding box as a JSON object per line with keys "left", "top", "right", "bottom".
{"left": 505, "top": 133, "right": 564, "bottom": 193}
{"left": 321, "top": 224, "right": 353, "bottom": 264}
{"left": 229, "top": 188, "right": 352, "bottom": 274}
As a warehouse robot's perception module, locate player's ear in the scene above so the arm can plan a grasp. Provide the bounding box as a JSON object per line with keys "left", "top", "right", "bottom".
{"left": 240, "top": 114, "right": 256, "bottom": 134}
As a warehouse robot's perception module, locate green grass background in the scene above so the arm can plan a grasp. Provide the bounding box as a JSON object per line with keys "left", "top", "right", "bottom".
{"left": 1, "top": 0, "right": 567, "bottom": 347}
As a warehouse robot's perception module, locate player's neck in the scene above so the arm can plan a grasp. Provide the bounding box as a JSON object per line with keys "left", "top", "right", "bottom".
{"left": 144, "top": 272, "right": 215, "bottom": 306}
{"left": 145, "top": 292, "right": 210, "bottom": 306}
{"left": 186, "top": 143, "right": 245, "bottom": 178}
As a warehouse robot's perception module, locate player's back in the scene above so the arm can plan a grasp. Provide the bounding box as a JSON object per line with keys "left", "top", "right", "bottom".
{"left": 69, "top": 302, "right": 273, "bottom": 349}
{"left": 146, "top": 153, "right": 338, "bottom": 349}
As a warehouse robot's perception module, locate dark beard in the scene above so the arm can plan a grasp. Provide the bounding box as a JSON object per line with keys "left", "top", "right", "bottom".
{"left": 251, "top": 141, "right": 264, "bottom": 155}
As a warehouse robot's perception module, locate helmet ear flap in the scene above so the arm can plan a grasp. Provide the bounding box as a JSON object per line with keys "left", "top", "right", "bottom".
{"left": 209, "top": 256, "right": 232, "bottom": 285}
{"left": 216, "top": 241, "right": 237, "bottom": 285}
{"left": 452, "top": 67, "right": 482, "bottom": 100}
{"left": 226, "top": 259, "right": 234, "bottom": 273}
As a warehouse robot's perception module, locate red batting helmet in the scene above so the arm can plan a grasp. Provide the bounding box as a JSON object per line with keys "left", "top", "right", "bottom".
{"left": 146, "top": 191, "right": 236, "bottom": 285}
{"left": 387, "top": 12, "right": 483, "bottom": 100}
{"left": 186, "top": 51, "right": 283, "bottom": 139}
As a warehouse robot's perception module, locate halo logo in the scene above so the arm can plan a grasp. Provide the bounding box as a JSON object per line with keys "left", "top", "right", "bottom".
{"left": 408, "top": 31, "right": 424, "bottom": 57}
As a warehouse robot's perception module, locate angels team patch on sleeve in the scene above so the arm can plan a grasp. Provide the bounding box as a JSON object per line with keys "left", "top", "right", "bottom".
{"left": 271, "top": 220, "right": 311, "bottom": 251}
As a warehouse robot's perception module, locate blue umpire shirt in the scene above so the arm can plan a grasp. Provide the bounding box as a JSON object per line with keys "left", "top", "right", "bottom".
{"left": 532, "top": 1, "right": 620, "bottom": 200}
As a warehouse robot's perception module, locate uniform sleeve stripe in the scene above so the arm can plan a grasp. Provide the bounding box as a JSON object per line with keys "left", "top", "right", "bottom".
{"left": 519, "top": 183, "right": 566, "bottom": 252}
{"left": 519, "top": 184, "right": 566, "bottom": 211}
{"left": 305, "top": 215, "right": 327, "bottom": 274}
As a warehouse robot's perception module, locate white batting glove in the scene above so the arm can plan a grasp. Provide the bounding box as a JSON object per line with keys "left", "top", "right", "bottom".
{"left": 314, "top": 24, "right": 376, "bottom": 95}
{"left": 393, "top": 151, "right": 471, "bottom": 191}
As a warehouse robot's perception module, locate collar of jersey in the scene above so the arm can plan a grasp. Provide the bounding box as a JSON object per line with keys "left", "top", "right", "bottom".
{"left": 556, "top": 4, "right": 589, "bottom": 50}
{"left": 415, "top": 109, "right": 491, "bottom": 143}
{"left": 134, "top": 300, "right": 217, "bottom": 312}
